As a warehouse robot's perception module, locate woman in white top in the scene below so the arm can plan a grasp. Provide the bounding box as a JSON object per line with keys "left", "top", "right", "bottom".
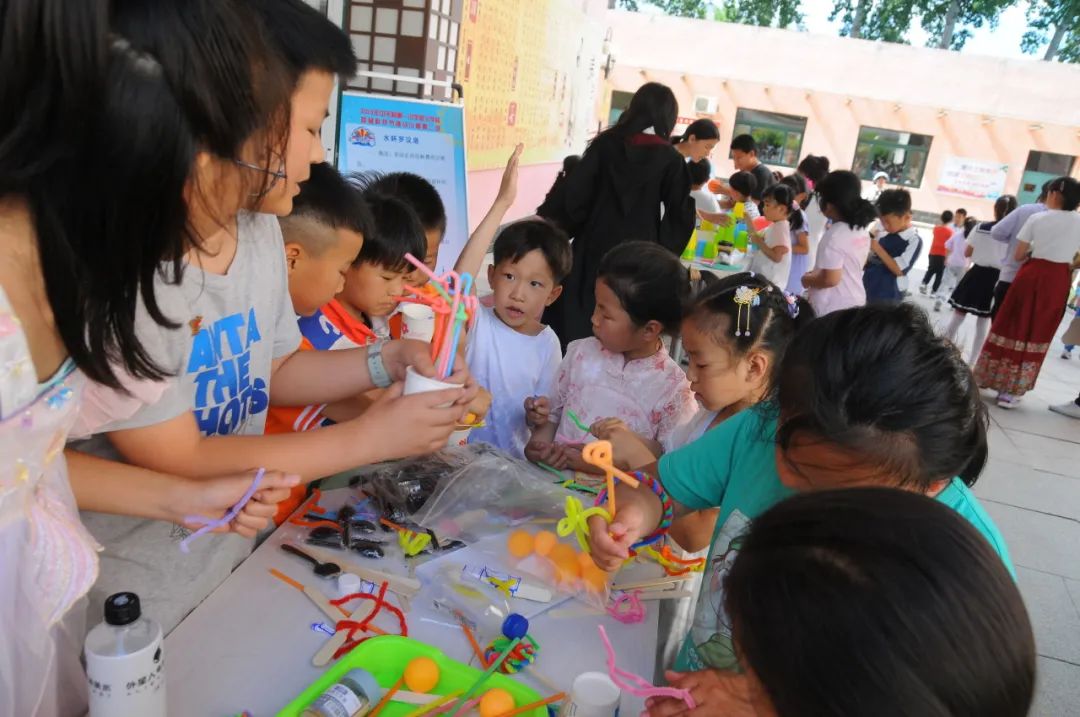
{"left": 945, "top": 196, "right": 1018, "bottom": 364}
{"left": 796, "top": 155, "right": 832, "bottom": 272}
{"left": 974, "top": 178, "right": 1080, "bottom": 408}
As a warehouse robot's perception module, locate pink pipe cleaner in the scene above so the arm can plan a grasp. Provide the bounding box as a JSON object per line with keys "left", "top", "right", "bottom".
{"left": 606, "top": 590, "right": 646, "bottom": 624}
{"left": 597, "top": 625, "right": 695, "bottom": 709}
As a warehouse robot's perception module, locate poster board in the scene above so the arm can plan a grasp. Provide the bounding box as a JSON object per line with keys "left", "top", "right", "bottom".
{"left": 336, "top": 91, "right": 470, "bottom": 272}
{"left": 936, "top": 156, "right": 1009, "bottom": 200}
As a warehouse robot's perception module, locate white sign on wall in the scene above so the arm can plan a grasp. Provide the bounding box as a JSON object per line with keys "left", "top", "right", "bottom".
{"left": 936, "top": 156, "right": 1009, "bottom": 200}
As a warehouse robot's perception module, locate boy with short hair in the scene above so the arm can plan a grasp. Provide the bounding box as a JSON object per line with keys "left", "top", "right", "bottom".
{"left": 332, "top": 188, "right": 427, "bottom": 342}
{"left": 921, "top": 210, "right": 954, "bottom": 295}
{"left": 698, "top": 171, "right": 759, "bottom": 228}
{"left": 729, "top": 134, "right": 775, "bottom": 201}
{"left": 364, "top": 172, "right": 447, "bottom": 286}
{"left": 454, "top": 146, "right": 573, "bottom": 457}
{"left": 688, "top": 159, "right": 720, "bottom": 215}
{"left": 863, "top": 189, "right": 922, "bottom": 304}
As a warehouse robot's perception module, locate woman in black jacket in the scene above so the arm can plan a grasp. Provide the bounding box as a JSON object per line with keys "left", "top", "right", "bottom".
{"left": 539, "top": 82, "right": 696, "bottom": 347}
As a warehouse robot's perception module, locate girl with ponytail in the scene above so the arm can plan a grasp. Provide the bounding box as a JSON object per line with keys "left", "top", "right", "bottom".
{"left": 800, "top": 170, "right": 875, "bottom": 315}
{"left": 672, "top": 118, "right": 720, "bottom": 162}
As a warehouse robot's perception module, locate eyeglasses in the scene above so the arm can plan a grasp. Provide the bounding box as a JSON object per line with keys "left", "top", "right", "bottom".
{"left": 233, "top": 158, "right": 287, "bottom": 199}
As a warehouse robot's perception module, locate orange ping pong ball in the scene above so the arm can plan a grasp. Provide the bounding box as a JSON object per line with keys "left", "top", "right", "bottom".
{"left": 533, "top": 530, "right": 557, "bottom": 556}
{"left": 507, "top": 530, "right": 535, "bottom": 559}
{"left": 403, "top": 656, "right": 440, "bottom": 693}
{"left": 479, "top": 688, "right": 515, "bottom": 717}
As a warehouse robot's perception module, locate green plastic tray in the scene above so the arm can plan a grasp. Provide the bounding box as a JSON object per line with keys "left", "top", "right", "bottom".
{"left": 276, "top": 635, "right": 546, "bottom": 716}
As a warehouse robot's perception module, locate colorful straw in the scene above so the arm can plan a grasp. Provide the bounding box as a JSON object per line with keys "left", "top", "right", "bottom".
{"left": 494, "top": 692, "right": 566, "bottom": 717}
{"left": 449, "top": 637, "right": 523, "bottom": 716}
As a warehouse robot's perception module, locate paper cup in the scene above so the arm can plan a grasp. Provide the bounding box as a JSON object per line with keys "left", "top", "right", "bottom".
{"left": 401, "top": 303, "right": 436, "bottom": 342}
{"left": 447, "top": 426, "right": 472, "bottom": 447}
{"left": 403, "top": 366, "right": 457, "bottom": 408}
{"left": 558, "top": 672, "right": 621, "bottom": 717}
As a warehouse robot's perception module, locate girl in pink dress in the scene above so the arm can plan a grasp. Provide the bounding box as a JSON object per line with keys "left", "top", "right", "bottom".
{"left": 1, "top": 2, "right": 298, "bottom": 712}
{"left": 525, "top": 242, "right": 698, "bottom": 471}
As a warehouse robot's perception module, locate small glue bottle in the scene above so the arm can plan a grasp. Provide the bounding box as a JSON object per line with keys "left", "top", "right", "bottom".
{"left": 301, "top": 668, "right": 383, "bottom": 717}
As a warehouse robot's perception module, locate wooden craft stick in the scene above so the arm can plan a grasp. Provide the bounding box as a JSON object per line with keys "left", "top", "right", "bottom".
{"left": 495, "top": 692, "right": 566, "bottom": 717}
{"left": 403, "top": 690, "right": 465, "bottom": 717}
{"left": 268, "top": 569, "right": 347, "bottom": 620}
{"left": 300, "top": 545, "right": 422, "bottom": 595}
{"left": 635, "top": 589, "right": 694, "bottom": 601}
{"left": 312, "top": 598, "right": 381, "bottom": 667}
{"left": 610, "top": 575, "right": 692, "bottom": 592}
{"left": 369, "top": 677, "right": 406, "bottom": 717}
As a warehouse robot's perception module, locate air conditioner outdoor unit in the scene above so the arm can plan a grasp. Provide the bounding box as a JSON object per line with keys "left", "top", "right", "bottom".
{"left": 694, "top": 95, "right": 718, "bottom": 114}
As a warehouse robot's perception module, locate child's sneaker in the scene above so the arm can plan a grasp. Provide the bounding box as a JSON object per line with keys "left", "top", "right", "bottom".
{"left": 996, "top": 393, "right": 1021, "bottom": 409}
{"left": 934, "top": 299, "right": 942, "bottom": 312}
{"left": 1063, "top": 350, "right": 1073, "bottom": 360}
{"left": 919, "top": 285, "right": 928, "bottom": 295}
{"left": 1049, "top": 401, "right": 1080, "bottom": 419}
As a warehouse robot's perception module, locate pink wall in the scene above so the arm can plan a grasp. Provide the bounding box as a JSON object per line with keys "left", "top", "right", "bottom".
{"left": 606, "top": 11, "right": 1080, "bottom": 220}
{"left": 466, "top": 161, "right": 561, "bottom": 231}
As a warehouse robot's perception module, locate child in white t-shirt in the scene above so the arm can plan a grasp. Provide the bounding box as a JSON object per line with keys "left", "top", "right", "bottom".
{"left": 802, "top": 171, "right": 874, "bottom": 316}
{"left": 747, "top": 184, "right": 796, "bottom": 289}
{"left": 688, "top": 158, "right": 720, "bottom": 216}
{"left": 454, "top": 146, "right": 572, "bottom": 457}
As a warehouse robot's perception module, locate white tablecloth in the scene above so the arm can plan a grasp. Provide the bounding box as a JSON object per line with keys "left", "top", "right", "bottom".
{"left": 165, "top": 487, "right": 660, "bottom": 716}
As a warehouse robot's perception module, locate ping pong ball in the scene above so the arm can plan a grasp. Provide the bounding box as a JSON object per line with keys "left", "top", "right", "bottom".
{"left": 533, "top": 530, "right": 557, "bottom": 556}
{"left": 479, "top": 688, "right": 515, "bottom": 717}
{"left": 583, "top": 563, "right": 609, "bottom": 591}
{"left": 404, "top": 656, "right": 440, "bottom": 693}
{"left": 507, "top": 530, "right": 534, "bottom": 559}
{"left": 549, "top": 542, "right": 576, "bottom": 566}
{"left": 578, "top": 551, "right": 597, "bottom": 570}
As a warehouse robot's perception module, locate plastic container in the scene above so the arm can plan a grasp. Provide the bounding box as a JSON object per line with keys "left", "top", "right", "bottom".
{"left": 447, "top": 426, "right": 472, "bottom": 447}
{"left": 301, "top": 668, "right": 382, "bottom": 717}
{"left": 558, "top": 672, "right": 621, "bottom": 717}
{"left": 278, "top": 636, "right": 546, "bottom": 717}
{"left": 403, "top": 366, "right": 457, "bottom": 408}
{"left": 400, "top": 304, "right": 436, "bottom": 342}
{"left": 84, "top": 592, "right": 166, "bottom": 717}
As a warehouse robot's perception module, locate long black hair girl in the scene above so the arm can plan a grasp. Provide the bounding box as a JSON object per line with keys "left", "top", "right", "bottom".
{"left": 1, "top": 0, "right": 290, "bottom": 388}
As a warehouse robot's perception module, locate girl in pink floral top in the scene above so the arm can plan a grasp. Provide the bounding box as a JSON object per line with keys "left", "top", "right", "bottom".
{"left": 525, "top": 243, "right": 697, "bottom": 471}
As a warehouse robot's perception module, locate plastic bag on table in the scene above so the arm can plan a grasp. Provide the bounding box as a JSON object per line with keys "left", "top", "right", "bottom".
{"left": 350, "top": 444, "right": 495, "bottom": 523}
{"left": 411, "top": 448, "right": 576, "bottom": 544}
{"left": 471, "top": 523, "right": 613, "bottom": 610}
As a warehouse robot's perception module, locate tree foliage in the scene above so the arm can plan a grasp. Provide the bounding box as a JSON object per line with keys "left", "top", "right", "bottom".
{"left": 615, "top": 0, "right": 801, "bottom": 28}
{"left": 1021, "top": 0, "right": 1080, "bottom": 62}
{"left": 830, "top": 0, "right": 919, "bottom": 43}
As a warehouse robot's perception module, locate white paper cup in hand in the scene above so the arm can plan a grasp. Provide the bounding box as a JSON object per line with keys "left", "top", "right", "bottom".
{"left": 400, "top": 303, "right": 436, "bottom": 342}
{"left": 403, "top": 366, "right": 457, "bottom": 408}
{"left": 558, "top": 672, "right": 621, "bottom": 717}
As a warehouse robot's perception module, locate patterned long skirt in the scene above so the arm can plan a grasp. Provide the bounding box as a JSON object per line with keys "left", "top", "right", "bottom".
{"left": 973, "top": 258, "right": 1071, "bottom": 396}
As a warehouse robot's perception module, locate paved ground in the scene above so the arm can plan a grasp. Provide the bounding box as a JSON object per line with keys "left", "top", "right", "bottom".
{"left": 908, "top": 282, "right": 1080, "bottom": 716}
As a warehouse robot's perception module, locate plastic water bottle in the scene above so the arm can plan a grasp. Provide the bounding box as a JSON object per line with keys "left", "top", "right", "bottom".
{"left": 84, "top": 592, "right": 166, "bottom": 717}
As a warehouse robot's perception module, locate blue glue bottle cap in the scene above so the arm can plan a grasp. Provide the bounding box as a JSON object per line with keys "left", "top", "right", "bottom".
{"left": 501, "top": 613, "right": 529, "bottom": 640}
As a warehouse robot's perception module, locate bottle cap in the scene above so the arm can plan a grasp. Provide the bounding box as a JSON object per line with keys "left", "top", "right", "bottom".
{"left": 337, "top": 572, "right": 365, "bottom": 597}
{"left": 104, "top": 592, "right": 141, "bottom": 626}
{"left": 501, "top": 613, "right": 529, "bottom": 640}
{"left": 342, "top": 668, "right": 383, "bottom": 703}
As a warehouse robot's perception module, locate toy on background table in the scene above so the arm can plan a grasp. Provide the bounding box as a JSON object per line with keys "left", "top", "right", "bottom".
{"left": 752, "top": 215, "right": 771, "bottom": 232}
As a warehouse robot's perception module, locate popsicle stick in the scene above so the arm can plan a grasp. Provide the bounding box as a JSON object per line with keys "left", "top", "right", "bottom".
{"left": 268, "top": 569, "right": 347, "bottom": 620}
{"left": 300, "top": 545, "right": 421, "bottom": 595}
{"left": 610, "top": 575, "right": 692, "bottom": 592}
{"left": 312, "top": 598, "right": 380, "bottom": 667}
{"left": 403, "top": 690, "right": 464, "bottom": 717}
{"left": 635, "top": 589, "right": 694, "bottom": 601}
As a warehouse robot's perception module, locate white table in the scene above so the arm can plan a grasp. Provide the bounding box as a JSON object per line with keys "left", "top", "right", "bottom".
{"left": 166, "top": 488, "right": 660, "bottom": 716}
